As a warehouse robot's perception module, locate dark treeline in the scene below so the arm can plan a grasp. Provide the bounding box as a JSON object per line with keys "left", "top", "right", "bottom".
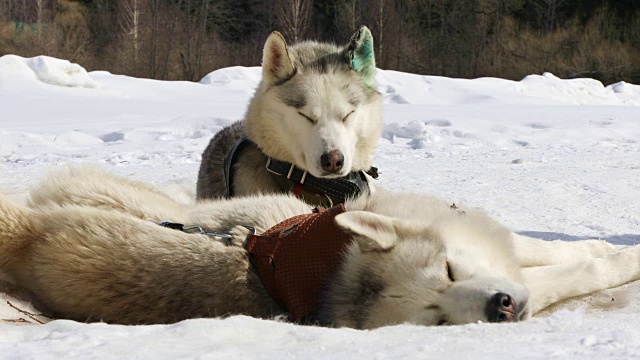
{"left": 1, "top": 0, "right": 639, "bottom": 84}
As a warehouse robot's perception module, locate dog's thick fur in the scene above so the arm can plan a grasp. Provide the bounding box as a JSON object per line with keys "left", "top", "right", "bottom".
{"left": 1, "top": 167, "right": 634, "bottom": 328}
{"left": 197, "top": 27, "right": 382, "bottom": 199}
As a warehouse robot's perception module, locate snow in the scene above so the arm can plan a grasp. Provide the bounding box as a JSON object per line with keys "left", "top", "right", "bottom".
{"left": 0, "top": 54, "right": 639, "bottom": 359}
{"left": 0, "top": 55, "right": 99, "bottom": 88}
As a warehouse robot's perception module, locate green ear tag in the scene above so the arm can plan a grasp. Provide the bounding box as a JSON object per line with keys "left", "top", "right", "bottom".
{"left": 348, "top": 26, "right": 376, "bottom": 88}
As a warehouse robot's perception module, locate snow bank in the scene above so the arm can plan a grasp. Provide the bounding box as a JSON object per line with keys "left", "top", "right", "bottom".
{"left": 608, "top": 81, "right": 640, "bottom": 94}
{"left": 0, "top": 55, "right": 99, "bottom": 88}
{"left": 199, "top": 66, "right": 261, "bottom": 93}
{"left": 607, "top": 81, "right": 640, "bottom": 105}
{"left": 375, "top": 70, "right": 635, "bottom": 106}
{"left": 0, "top": 55, "right": 39, "bottom": 82}
{"left": 200, "top": 66, "right": 261, "bottom": 85}
{"left": 53, "top": 131, "right": 104, "bottom": 148}
{"left": 516, "top": 72, "right": 620, "bottom": 105}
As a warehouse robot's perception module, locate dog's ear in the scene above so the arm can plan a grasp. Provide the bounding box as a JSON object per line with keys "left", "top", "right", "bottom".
{"left": 335, "top": 211, "right": 398, "bottom": 252}
{"left": 344, "top": 25, "right": 376, "bottom": 88}
{"left": 262, "top": 31, "right": 296, "bottom": 84}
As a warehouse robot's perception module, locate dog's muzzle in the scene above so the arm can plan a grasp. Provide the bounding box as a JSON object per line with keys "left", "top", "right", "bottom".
{"left": 485, "top": 293, "right": 520, "bottom": 323}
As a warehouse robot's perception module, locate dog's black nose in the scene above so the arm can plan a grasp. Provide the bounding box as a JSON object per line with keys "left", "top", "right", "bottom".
{"left": 321, "top": 150, "right": 344, "bottom": 173}
{"left": 486, "top": 293, "right": 516, "bottom": 323}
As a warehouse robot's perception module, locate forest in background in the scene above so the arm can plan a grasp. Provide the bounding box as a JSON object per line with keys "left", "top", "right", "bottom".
{"left": 1, "top": 0, "right": 639, "bottom": 84}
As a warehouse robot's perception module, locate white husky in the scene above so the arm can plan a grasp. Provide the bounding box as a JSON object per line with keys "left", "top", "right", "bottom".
{"left": 197, "top": 27, "right": 382, "bottom": 205}
{"left": 0, "top": 167, "right": 635, "bottom": 328}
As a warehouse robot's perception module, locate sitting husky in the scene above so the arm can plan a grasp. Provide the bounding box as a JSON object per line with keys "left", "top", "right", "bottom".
{"left": 197, "top": 26, "right": 382, "bottom": 206}
{"left": 0, "top": 167, "right": 632, "bottom": 328}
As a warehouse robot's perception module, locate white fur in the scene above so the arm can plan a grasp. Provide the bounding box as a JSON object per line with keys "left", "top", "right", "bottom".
{"left": 245, "top": 73, "right": 382, "bottom": 178}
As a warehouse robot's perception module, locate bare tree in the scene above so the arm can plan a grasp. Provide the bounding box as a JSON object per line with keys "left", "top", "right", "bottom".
{"left": 148, "top": 0, "right": 162, "bottom": 78}
{"left": 277, "top": 0, "right": 312, "bottom": 43}
{"left": 394, "top": 0, "right": 405, "bottom": 69}
{"left": 531, "top": 0, "right": 567, "bottom": 33}
{"left": 159, "top": 0, "right": 184, "bottom": 79}
{"left": 33, "top": 0, "right": 46, "bottom": 47}
{"left": 19, "top": 0, "right": 27, "bottom": 22}
{"left": 545, "top": 0, "right": 566, "bottom": 33}
{"left": 35, "top": 0, "right": 44, "bottom": 25}
{"left": 364, "top": 0, "right": 392, "bottom": 65}
{"left": 50, "top": 0, "right": 91, "bottom": 62}
{"left": 192, "top": 0, "right": 211, "bottom": 80}
{"left": 337, "top": 0, "right": 360, "bottom": 34}
{"left": 375, "top": 0, "right": 385, "bottom": 59}
{"left": 119, "top": 0, "right": 142, "bottom": 66}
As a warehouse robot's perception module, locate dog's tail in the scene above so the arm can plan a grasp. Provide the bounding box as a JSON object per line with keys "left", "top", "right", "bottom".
{"left": 0, "top": 194, "right": 34, "bottom": 268}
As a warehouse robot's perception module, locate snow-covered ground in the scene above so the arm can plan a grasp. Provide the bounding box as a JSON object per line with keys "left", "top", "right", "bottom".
{"left": 0, "top": 55, "right": 639, "bottom": 359}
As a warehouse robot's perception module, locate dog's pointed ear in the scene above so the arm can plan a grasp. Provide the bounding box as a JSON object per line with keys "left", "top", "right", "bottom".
{"left": 344, "top": 25, "right": 376, "bottom": 88}
{"left": 335, "top": 211, "right": 397, "bottom": 252}
{"left": 262, "top": 31, "right": 295, "bottom": 84}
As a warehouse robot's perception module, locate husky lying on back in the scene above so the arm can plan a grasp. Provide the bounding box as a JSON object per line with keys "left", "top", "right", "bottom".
{"left": 197, "top": 26, "right": 382, "bottom": 206}
{"left": 0, "top": 167, "right": 632, "bottom": 328}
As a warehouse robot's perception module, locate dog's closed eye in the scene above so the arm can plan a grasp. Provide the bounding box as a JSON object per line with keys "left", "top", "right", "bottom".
{"left": 342, "top": 110, "right": 354, "bottom": 122}
{"left": 298, "top": 112, "right": 317, "bottom": 125}
{"left": 446, "top": 261, "right": 455, "bottom": 282}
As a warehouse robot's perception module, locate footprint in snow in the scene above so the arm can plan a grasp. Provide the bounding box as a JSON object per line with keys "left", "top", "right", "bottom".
{"left": 100, "top": 132, "right": 125, "bottom": 142}
{"left": 526, "top": 123, "right": 550, "bottom": 129}
{"left": 590, "top": 119, "right": 614, "bottom": 127}
{"left": 425, "top": 119, "right": 451, "bottom": 127}
{"left": 385, "top": 94, "right": 410, "bottom": 104}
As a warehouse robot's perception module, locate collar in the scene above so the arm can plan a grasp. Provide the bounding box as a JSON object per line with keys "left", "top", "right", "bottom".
{"left": 223, "top": 136, "right": 374, "bottom": 206}
{"left": 265, "top": 157, "right": 372, "bottom": 207}
{"left": 245, "top": 204, "right": 352, "bottom": 320}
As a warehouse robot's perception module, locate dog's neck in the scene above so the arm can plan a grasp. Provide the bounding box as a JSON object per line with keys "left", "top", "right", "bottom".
{"left": 223, "top": 136, "right": 374, "bottom": 207}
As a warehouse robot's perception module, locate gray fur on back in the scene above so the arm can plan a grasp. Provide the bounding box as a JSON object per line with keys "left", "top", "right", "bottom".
{"left": 196, "top": 121, "right": 245, "bottom": 199}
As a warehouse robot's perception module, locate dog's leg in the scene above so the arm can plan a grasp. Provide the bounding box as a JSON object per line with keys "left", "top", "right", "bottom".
{"left": 522, "top": 245, "right": 640, "bottom": 314}
{"left": 512, "top": 233, "right": 617, "bottom": 267}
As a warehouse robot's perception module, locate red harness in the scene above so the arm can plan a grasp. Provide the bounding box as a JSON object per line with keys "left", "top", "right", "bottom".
{"left": 245, "top": 205, "right": 353, "bottom": 320}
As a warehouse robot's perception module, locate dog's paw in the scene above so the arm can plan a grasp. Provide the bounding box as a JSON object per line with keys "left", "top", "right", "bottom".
{"left": 584, "top": 239, "right": 619, "bottom": 257}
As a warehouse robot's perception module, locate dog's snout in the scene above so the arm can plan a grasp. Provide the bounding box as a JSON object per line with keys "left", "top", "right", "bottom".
{"left": 486, "top": 293, "right": 516, "bottom": 323}
{"left": 320, "top": 150, "right": 344, "bottom": 173}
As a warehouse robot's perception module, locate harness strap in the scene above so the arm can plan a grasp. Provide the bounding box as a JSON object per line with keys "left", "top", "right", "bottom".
{"left": 158, "top": 222, "right": 255, "bottom": 246}
{"left": 222, "top": 135, "right": 254, "bottom": 197}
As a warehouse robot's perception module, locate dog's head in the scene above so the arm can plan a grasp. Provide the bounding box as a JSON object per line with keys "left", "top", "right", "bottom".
{"left": 245, "top": 26, "right": 382, "bottom": 178}
{"left": 325, "top": 211, "right": 531, "bottom": 329}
